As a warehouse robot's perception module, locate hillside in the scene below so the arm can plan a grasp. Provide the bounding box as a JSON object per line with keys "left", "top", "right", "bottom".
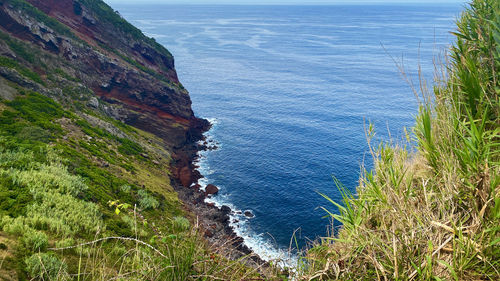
{"left": 0, "top": 0, "right": 267, "bottom": 280}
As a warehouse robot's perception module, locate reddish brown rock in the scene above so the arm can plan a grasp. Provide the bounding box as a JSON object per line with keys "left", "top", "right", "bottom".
{"left": 205, "top": 184, "right": 219, "bottom": 195}
{"left": 204, "top": 229, "right": 214, "bottom": 238}
{"left": 0, "top": 0, "right": 209, "bottom": 150}
{"left": 178, "top": 166, "right": 192, "bottom": 188}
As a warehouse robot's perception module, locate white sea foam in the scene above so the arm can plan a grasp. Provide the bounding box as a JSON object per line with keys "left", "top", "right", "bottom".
{"left": 194, "top": 118, "right": 297, "bottom": 268}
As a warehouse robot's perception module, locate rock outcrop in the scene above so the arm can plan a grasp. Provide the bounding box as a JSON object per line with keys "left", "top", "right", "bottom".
{"left": 0, "top": 0, "right": 209, "bottom": 186}
{"left": 205, "top": 184, "right": 219, "bottom": 195}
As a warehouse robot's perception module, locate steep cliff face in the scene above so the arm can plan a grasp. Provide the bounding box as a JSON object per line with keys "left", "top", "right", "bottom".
{"left": 0, "top": 0, "right": 209, "bottom": 185}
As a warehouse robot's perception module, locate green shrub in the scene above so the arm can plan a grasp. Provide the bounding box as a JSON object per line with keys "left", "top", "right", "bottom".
{"left": 7, "top": 92, "right": 65, "bottom": 125}
{"left": 0, "top": 172, "right": 32, "bottom": 217}
{"left": 22, "top": 230, "right": 48, "bottom": 252}
{"left": 137, "top": 189, "right": 159, "bottom": 210}
{"left": 172, "top": 216, "right": 190, "bottom": 232}
{"left": 1, "top": 216, "right": 29, "bottom": 235}
{"left": 8, "top": 163, "right": 87, "bottom": 197}
{"left": 105, "top": 218, "right": 134, "bottom": 237}
{"left": 1, "top": 92, "right": 66, "bottom": 138}
{"left": 0, "top": 151, "right": 103, "bottom": 236}
{"left": 54, "top": 237, "right": 74, "bottom": 249}
{"left": 25, "top": 253, "right": 68, "bottom": 280}
{"left": 120, "top": 184, "right": 131, "bottom": 193}
{"left": 0, "top": 148, "right": 36, "bottom": 169}
{"left": 118, "top": 138, "right": 143, "bottom": 155}
{"left": 16, "top": 125, "right": 52, "bottom": 143}
{"left": 26, "top": 191, "right": 102, "bottom": 236}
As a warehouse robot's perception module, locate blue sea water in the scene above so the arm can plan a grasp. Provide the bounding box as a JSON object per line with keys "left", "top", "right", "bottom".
{"left": 114, "top": 3, "right": 464, "bottom": 261}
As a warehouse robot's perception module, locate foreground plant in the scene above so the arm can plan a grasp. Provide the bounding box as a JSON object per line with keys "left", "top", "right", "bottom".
{"left": 301, "top": 0, "right": 499, "bottom": 280}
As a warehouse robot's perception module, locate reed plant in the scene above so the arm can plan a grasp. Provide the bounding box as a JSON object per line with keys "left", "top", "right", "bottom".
{"left": 300, "top": 0, "right": 499, "bottom": 280}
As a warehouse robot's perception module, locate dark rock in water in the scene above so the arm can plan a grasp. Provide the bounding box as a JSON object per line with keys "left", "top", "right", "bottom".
{"left": 220, "top": 205, "right": 231, "bottom": 215}
{"left": 205, "top": 184, "right": 219, "bottom": 195}
{"left": 244, "top": 210, "right": 254, "bottom": 218}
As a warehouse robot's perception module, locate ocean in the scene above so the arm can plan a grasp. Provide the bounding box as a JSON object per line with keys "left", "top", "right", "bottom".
{"left": 114, "top": 3, "right": 464, "bottom": 261}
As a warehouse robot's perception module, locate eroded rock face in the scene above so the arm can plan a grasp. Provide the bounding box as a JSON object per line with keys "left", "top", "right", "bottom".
{"left": 179, "top": 166, "right": 192, "bottom": 188}
{"left": 0, "top": 0, "right": 201, "bottom": 137}
{"left": 0, "top": 0, "right": 210, "bottom": 186}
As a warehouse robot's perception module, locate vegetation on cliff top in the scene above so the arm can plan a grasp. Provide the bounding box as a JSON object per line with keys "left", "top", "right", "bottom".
{"left": 299, "top": 0, "right": 499, "bottom": 280}
{"left": 76, "top": 0, "right": 174, "bottom": 60}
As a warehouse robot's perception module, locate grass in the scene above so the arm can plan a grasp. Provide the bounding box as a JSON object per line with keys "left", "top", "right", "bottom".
{"left": 0, "top": 56, "right": 44, "bottom": 85}
{"left": 0, "top": 31, "right": 35, "bottom": 64}
{"left": 300, "top": 0, "right": 499, "bottom": 280}
{"left": 0, "top": 88, "right": 267, "bottom": 280}
{"left": 4, "top": 0, "right": 77, "bottom": 40}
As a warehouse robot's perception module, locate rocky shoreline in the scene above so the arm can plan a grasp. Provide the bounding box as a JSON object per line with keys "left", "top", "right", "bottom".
{"left": 171, "top": 120, "right": 265, "bottom": 265}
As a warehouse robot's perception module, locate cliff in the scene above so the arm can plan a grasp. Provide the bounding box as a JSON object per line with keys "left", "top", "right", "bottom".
{"left": 0, "top": 1, "right": 261, "bottom": 280}
{"left": 0, "top": 0, "right": 209, "bottom": 187}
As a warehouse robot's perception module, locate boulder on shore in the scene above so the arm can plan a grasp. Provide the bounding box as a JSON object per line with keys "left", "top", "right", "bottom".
{"left": 205, "top": 184, "right": 219, "bottom": 195}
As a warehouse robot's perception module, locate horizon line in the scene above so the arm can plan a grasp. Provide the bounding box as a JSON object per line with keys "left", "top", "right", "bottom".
{"left": 105, "top": 0, "right": 466, "bottom": 5}
{"left": 107, "top": 2, "right": 465, "bottom": 6}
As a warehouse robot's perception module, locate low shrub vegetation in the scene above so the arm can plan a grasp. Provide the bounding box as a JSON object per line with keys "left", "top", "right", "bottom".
{"left": 0, "top": 56, "right": 44, "bottom": 85}
{"left": 24, "top": 253, "right": 68, "bottom": 280}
